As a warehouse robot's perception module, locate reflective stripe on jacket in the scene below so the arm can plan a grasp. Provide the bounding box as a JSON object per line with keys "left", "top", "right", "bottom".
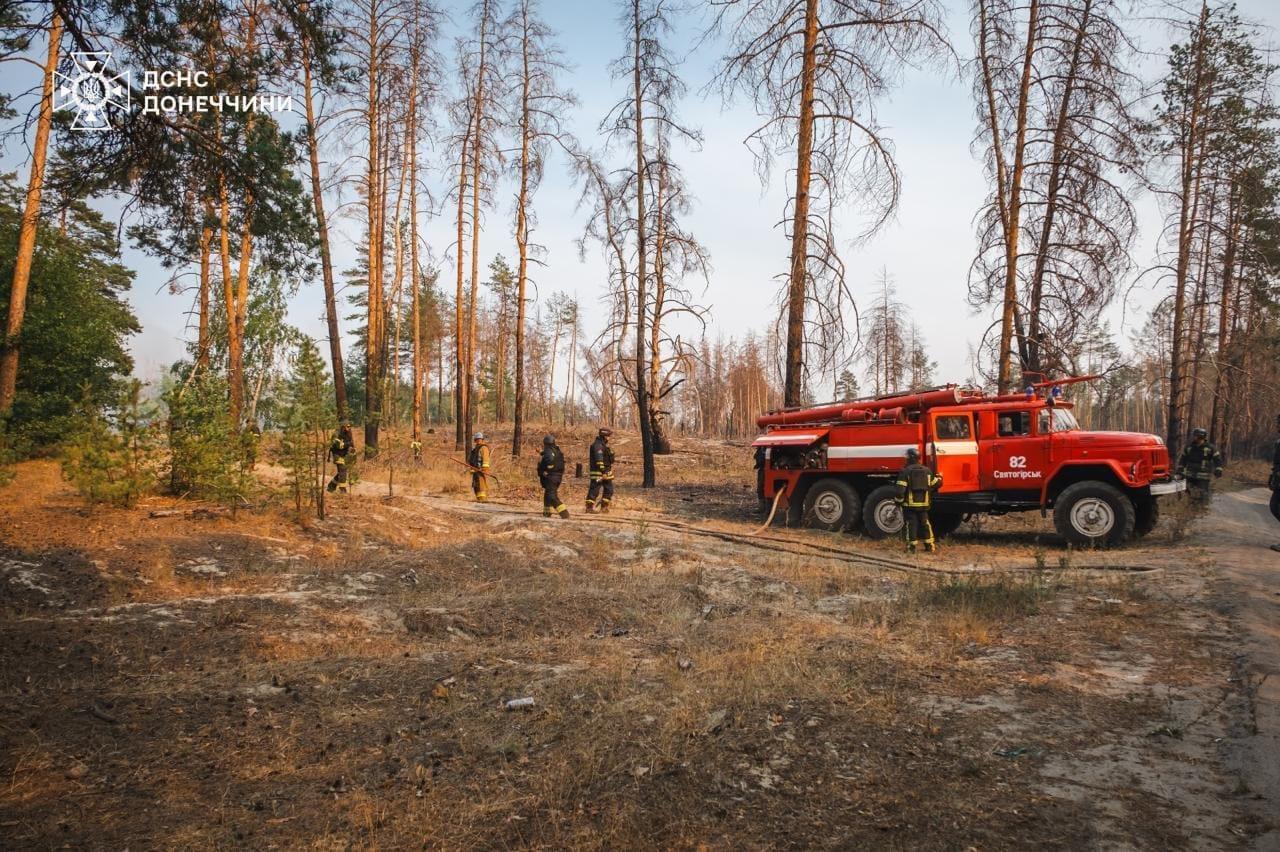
{"left": 895, "top": 463, "right": 942, "bottom": 509}
{"left": 589, "top": 438, "right": 615, "bottom": 479}
{"left": 538, "top": 445, "right": 565, "bottom": 479}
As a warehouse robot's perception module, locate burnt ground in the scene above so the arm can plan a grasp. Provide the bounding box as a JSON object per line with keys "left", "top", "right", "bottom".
{"left": 1, "top": 433, "right": 1278, "bottom": 850}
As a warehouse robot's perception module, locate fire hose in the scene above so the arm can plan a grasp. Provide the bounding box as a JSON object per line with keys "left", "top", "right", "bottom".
{"left": 748, "top": 484, "right": 787, "bottom": 537}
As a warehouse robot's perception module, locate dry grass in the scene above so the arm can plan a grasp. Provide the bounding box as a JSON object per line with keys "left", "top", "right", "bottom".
{"left": 0, "top": 439, "right": 1250, "bottom": 850}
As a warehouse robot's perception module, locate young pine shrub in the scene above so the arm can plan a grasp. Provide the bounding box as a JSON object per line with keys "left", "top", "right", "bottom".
{"left": 61, "top": 380, "right": 157, "bottom": 508}
{"left": 280, "top": 338, "right": 334, "bottom": 520}
{"left": 164, "top": 371, "right": 252, "bottom": 510}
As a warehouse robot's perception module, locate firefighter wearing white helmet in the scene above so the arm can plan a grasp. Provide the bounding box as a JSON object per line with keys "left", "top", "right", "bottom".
{"left": 895, "top": 447, "right": 942, "bottom": 553}
{"left": 468, "top": 432, "right": 491, "bottom": 502}
{"left": 585, "top": 428, "right": 616, "bottom": 513}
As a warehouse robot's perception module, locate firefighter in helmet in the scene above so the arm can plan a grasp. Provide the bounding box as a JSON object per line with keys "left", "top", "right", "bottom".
{"left": 538, "top": 434, "right": 569, "bottom": 518}
{"left": 327, "top": 422, "right": 355, "bottom": 493}
{"left": 468, "top": 432, "right": 492, "bottom": 502}
{"left": 895, "top": 448, "right": 942, "bottom": 552}
{"left": 1177, "top": 427, "right": 1223, "bottom": 508}
{"left": 585, "top": 427, "right": 616, "bottom": 513}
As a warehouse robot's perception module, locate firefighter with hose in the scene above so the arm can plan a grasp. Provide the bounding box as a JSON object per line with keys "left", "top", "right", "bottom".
{"left": 468, "top": 432, "right": 492, "bottom": 502}
{"left": 585, "top": 427, "right": 616, "bottom": 513}
{"left": 538, "top": 434, "right": 570, "bottom": 518}
{"left": 895, "top": 448, "right": 942, "bottom": 553}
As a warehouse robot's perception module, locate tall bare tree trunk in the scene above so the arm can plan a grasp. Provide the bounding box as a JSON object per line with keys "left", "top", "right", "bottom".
{"left": 631, "top": 1, "right": 656, "bottom": 486}
{"left": 1024, "top": 0, "right": 1091, "bottom": 374}
{"left": 994, "top": 0, "right": 1040, "bottom": 393}
{"left": 301, "top": 20, "right": 348, "bottom": 422}
{"left": 464, "top": 0, "right": 494, "bottom": 444}
{"left": 782, "top": 0, "right": 818, "bottom": 408}
{"left": 513, "top": 61, "right": 531, "bottom": 455}
{"left": 454, "top": 121, "right": 470, "bottom": 449}
{"left": 195, "top": 204, "right": 213, "bottom": 372}
{"left": 364, "top": 0, "right": 384, "bottom": 454}
{"left": 1167, "top": 0, "right": 1210, "bottom": 453}
{"left": 1, "top": 13, "right": 63, "bottom": 415}
{"left": 408, "top": 52, "right": 425, "bottom": 444}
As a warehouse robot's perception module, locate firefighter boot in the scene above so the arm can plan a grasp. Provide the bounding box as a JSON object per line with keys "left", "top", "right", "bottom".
{"left": 585, "top": 499, "right": 597, "bottom": 514}
{"left": 558, "top": 506, "right": 571, "bottom": 519}
{"left": 600, "top": 499, "right": 611, "bottom": 514}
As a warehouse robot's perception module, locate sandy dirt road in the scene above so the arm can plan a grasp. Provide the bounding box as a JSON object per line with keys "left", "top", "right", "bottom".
{"left": 1200, "top": 488, "right": 1280, "bottom": 850}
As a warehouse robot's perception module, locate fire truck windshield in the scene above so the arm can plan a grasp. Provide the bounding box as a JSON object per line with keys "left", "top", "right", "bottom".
{"left": 1038, "top": 408, "right": 1079, "bottom": 433}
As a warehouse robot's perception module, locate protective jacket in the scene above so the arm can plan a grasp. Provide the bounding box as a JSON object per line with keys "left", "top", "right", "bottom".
{"left": 1177, "top": 441, "right": 1223, "bottom": 481}
{"left": 330, "top": 430, "right": 354, "bottom": 465}
{"left": 589, "top": 437, "right": 615, "bottom": 480}
{"left": 468, "top": 441, "right": 491, "bottom": 471}
{"left": 895, "top": 463, "right": 942, "bottom": 509}
{"left": 538, "top": 445, "right": 565, "bottom": 482}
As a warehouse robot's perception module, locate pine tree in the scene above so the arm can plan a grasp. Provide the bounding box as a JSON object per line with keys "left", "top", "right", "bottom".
{"left": 281, "top": 337, "right": 334, "bottom": 520}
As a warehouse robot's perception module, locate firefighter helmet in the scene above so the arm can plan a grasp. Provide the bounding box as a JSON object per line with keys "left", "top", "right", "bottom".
{"left": 473, "top": 432, "right": 485, "bottom": 442}
{"left": 598, "top": 427, "right": 613, "bottom": 438}
{"left": 543, "top": 434, "right": 556, "bottom": 447}
{"left": 1192, "top": 428, "right": 1207, "bottom": 440}
{"left": 905, "top": 448, "right": 920, "bottom": 462}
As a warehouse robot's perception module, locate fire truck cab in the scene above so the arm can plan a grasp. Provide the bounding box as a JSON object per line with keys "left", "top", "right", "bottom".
{"left": 753, "top": 380, "right": 1186, "bottom": 547}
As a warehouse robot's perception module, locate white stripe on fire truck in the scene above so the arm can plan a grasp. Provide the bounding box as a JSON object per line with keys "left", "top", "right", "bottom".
{"left": 933, "top": 441, "right": 979, "bottom": 455}
{"left": 828, "top": 444, "right": 919, "bottom": 459}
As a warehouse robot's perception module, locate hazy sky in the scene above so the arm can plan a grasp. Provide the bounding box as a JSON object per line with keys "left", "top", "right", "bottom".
{"left": 3, "top": 0, "right": 1278, "bottom": 396}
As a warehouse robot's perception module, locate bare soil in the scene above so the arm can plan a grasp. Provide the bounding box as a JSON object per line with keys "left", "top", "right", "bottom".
{"left": 1, "top": 432, "right": 1277, "bottom": 849}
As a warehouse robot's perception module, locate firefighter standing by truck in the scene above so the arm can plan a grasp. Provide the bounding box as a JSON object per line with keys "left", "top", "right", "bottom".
{"left": 1177, "top": 427, "right": 1223, "bottom": 507}
{"left": 538, "top": 435, "right": 570, "bottom": 518}
{"left": 327, "top": 423, "right": 355, "bottom": 493}
{"left": 895, "top": 448, "right": 942, "bottom": 552}
{"left": 468, "top": 432, "right": 492, "bottom": 502}
{"left": 585, "top": 427, "right": 616, "bottom": 513}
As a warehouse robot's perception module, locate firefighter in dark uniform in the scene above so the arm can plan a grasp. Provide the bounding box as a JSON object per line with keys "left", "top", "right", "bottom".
{"left": 895, "top": 448, "right": 942, "bottom": 552}
{"left": 538, "top": 434, "right": 569, "bottom": 518}
{"left": 585, "top": 427, "right": 616, "bottom": 513}
{"left": 468, "top": 432, "right": 491, "bottom": 502}
{"left": 1177, "top": 427, "right": 1223, "bottom": 507}
{"left": 327, "top": 422, "right": 355, "bottom": 493}
{"left": 1269, "top": 415, "right": 1280, "bottom": 553}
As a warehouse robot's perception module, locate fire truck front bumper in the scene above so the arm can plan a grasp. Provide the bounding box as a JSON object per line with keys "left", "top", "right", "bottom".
{"left": 1149, "top": 478, "right": 1187, "bottom": 497}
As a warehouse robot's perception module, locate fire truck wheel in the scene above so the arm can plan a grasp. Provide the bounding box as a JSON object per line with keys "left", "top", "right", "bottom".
{"left": 801, "top": 479, "right": 861, "bottom": 532}
{"left": 1134, "top": 498, "right": 1159, "bottom": 537}
{"left": 1054, "top": 481, "right": 1136, "bottom": 547}
{"left": 862, "top": 485, "right": 906, "bottom": 540}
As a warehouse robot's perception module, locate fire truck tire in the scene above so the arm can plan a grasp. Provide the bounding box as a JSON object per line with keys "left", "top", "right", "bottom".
{"left": 930, "top": 511, "right": 965, "bottom": 540}
{"left": 1134, "top": 498, "right": 1159, "bottom": 537}
{"left": 1054, "top": 481, "right": 1135, "bottom": 547}
{"left": 801, "top": 479, "right": 861, "bottom": 532}
{"left": 862, "top": 485, "right": 906, "bottom": 540}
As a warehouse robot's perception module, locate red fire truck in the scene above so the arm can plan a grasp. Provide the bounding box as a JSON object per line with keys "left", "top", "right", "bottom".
{"left": 752, "top": 378, "right": 1185, "bottom": 547}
